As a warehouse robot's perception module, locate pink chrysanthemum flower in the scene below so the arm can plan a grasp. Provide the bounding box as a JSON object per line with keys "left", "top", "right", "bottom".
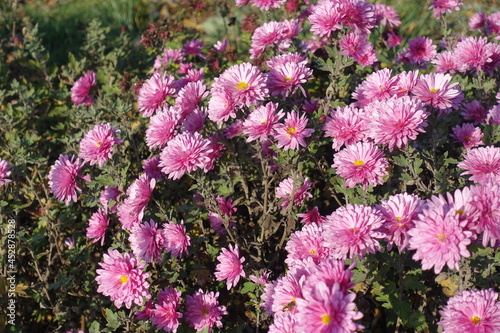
{"left": 153, "top": 48, "right": 185, "bottom": 69}
{"left": 212, "top": 63, "right": 268, "bottom": 107}
{"left": 367, "top": 95, "right": 429, "bottom": 151}
{"left": 151, "top": 286, "right": 183, "bottom": 332}
{"left": 267, "top": 60, "right": 312, "bottom": 97}
{"left": 412, "top": 72, "right": 463, "bottom": 116}
{"left": 339, "top": 32, "right": 377, "bottom": 66}
{"left": 469, "top": 182, "right": 500, "bottom": 247}
{"left": 183, "top": 38, "right": 203, "bottom": 55}
{"left": 129, "top": 220, "right": 163, "bottom": 263}
{"left": 308, "top": 0, "right": 343, "bottom": 37}
{"left": 285, "top": 223, "right": 330, "bottom": 268}
{"left": 453, "top": 37, "right": 495, "bottom": 73}
{"left": 95, "top": 249, "right": 151, "bottom": 309}
{"left": 100, "top": 186, "right": 120, "bottom": 213}
{"left": 487, "top": 104, "right": 500, "bottom": 125}
{"left": 376, "top": 193, "right": 426, "bottom": 252}
{"left": 450, "top": 123, "right": 484, "bottom": 149}
{"left": 185, "top": 289, "right": 228, "bottom": 332}
{"left": 142, "top": 156, "right": 164, "bottom": 181}
{"left": 271, "top": 267, "right": 308, "bottom": 314}
{"left": 297, "top": 206, "right": 326, "bottom": 225}
{"left": 161, "top": 220, "right": 191, "bottom": 258}
{"left": 249, "top": 20, "right": 285, "bottom": 59}
{"left": 461, "top": 100, "right": 488, "bottom": 124}
{"left": 458, "top": 146, "right": 500, "bottom": 185}
{"left": 386, "top": 32, "right": 403, "bottom": 48}
{"left": 429, "top": 0, "right": 463, "bottom": 18}
{"left": 432, "top": 51, "right": 458, "bottom": 74}
{"left": 181, "top": 107, "right": 206, "bottom": 133}
{"left": 48, "top": 154, "right": 90, "bottom": 205}
{"left": 207, "top": 88, "right": 237, "bottom": 126}
{"left": 86, "top": 208, "right": 109, "bottom": 246}
{"left": 251, "top": 0, "right": 286, "bottom": 11}
{"left": 469, "top": 12, "right": 488, "bottom": 31}
{"left": 268, "top": 312, "right": 297, "bottom": 333}
{"left": 274, "top": 111, "right": 314, "bottom": 150}
{"left": 295, "top": 281, "right": 364, "bottom": 333}
{"left": 134, "top": 300, "right": 154, "bottom": 320}
{"left": 137, "top": 72, "right": 176, "bottom": 117}
{"left": 323, "top": 204, "right": 385, "bottom": 260}
{"left": 439, "top": 288, "right": 500, "bottom": 333}
{"left": 323, "top": 105, "right": 369, "bottom": 151}
{"left": 0, "top": 159, "right": 13, "bottom": 185}
{"left": 242, "top": 102, "right": 285, "bottom": 142}
{"left": 159, "top": 132, "right": 213, "bottom": 180}
{"left": 117, "top": 174, "right": 156, "bottom": 230}
{"left": 339, "top": 0, "right": 376, "bottom": 35}
{"left": 374, "top": 4, "right": 401, "bottom": 27}
{"left": 275, "top": 176, "right": 313, "bottom": 208}
{"left": 214, "top": 244, "right": 245, "bottom": 290}
{"left": 214, "top": 38, "right": 228, "bottom": 52}
{"left": 332, "top": 141, "right": 389, "bottom": 190}
{"left": 401, "top": 36, "right": 437, "bottom": 66}
{"left": 393, "top": 70, "right": 419, "bottom": 97}
{"left": 145, "top": 107, "right": 180, "bottom": 150}
{"left": 71, "top": 70, "right": 96, "bottom": 106}
{"left": 408, "top": 203, "right": 473, "bottom": 274}
{"left": 351, "top": 68, "right": 400, "bottom": 108}
{"left": 249, "top": 269, "right": 271, "bottom": 285}
{"left": 208, "top": 212, "right": 228, "bottom": 235}
{"left": 217, "top": 195, "right": 237, "bottom": 217}
{"left": 174, "top": 80, "right": 209, "bottom": 120}
{"left": 79, "top": 123, "right": 122, "bottom": 167}
{"left": 302, "top": 259, "right": 356, "bottom": 297}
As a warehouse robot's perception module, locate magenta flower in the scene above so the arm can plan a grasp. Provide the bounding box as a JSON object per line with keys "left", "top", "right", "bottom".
{"left": 0, "top": 159, "right": 13, "bottom": 185}
{"left": 274, "top": 111, "right": 314, "bottom": 150}
{"left": 137, "top": 72, "right": 176, "bottom": 117}
{"left": 117, "top": 174, "right": 156, "bottom": 230}
{"left": 285, "top": 223, "right": 330, "bottom": 268}
{"left": 151, "top": 286, "right": 183, "bottom": 332}
{"left": 79, "top": 123, "right": 122, "bottom": 167}
{"left": 412, "top": 73, "right": 463, "bottom": 116}
{"left": 429, "top": 0, "right": 463, "bottom": 18}
{"left": 295, "top": 281, "right": 364, "bottom": 333}
{"left": 408, "top": 203, "right": 473, "bottom": 274}
{"left": 323, "top": 105, "right": 369, "bottom": 151}
{"left": 458, "top": 146, "right": 500, "bottom": 185}
{"left": 367, "top": 95, "right": 429, "bottom": 151}
{"left": 251, "top": 0, "right": 286, "bottom": 11}
{"left": 332, "top": 141, "right": 389, "bottom": 190}
{"left": 184, "top": 289, "right": 228, "bottom": 333}
{"left": 86, "top": 208, "right": 109, "bottom": 246}
{"left": 374, "top": 4, "right": 401, "bottom": 27}
{"left": 71, "top": 70, "right": 96, "bottom": 106}
{"left": 302, "top": 259, "right": 356, "bottom": 296}
{"left": 339, "top": 0, "right": 376, "bottom": 34}
{"left": 297, "top": 206, "right": 326, "bottom": 225}
{"left": 142, "top": 156, "right": 164, "bottom": 181}
{"left": 100, "top": 186, "right": 120, "bottom": 213}
{"left": 399, "top": 36, "right": 437, "bottom": 66}
{"left": 48, "top": 154, "right": 90, "bottom": 205}
{"left": 275, "top": 176, "right": 313, "bottom": 208}
{"left": 323, "top": 204, "right": 385, "bottom": 260}
{"left": 95, "top": 249, "right": 151, "bottom": 309}
{"left": 161, "top": 220, "right": 191, "bottom": 258}
{"left": 242, "top": 102, "right": 285, "bottom": 142}
{"left": 376, "top": 193, "right": 426, "bottom": 252}
{"left": 129, "top": 220, "right": 163, "bottom": 263}
{"left": 308, "top": 1, "right": 343, "bottom": 37}
{"left": 174, "top": 80, "right": 208, "bottom": 120}
{"left": 339, "top": 32, "right": 377, "bottom": 66}
{"left": 214, "top": 244, "right": 245, "bottom": 290}
{"left": 461, "top": 100, "right": 488, "bottom": 124}
{"left": 145, "top": 107, "right": 180, "bottom": 150}
{"left": 159, "top": 132, "right": 213, "bottom": 180}
{"left": 134, "top": 300, "right": 153, "bottom": 320}
{"left": 450, "top": 123, "right": 484, "bottom": 149}
{"left": 438, "top": 289, "right": 500, "bottom": 333}
{"left": 469, "top": 182, "right": 500, "bottom": 247}
{"left": 351, "top": 68, "right": 400, "bottom": 108}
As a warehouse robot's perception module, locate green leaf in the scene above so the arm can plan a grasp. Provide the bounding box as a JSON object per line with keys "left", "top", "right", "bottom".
{"left": 89, "top": 321, "right": 101, "bottom": 333}
{"left": 241, "top": 281, "right": 256, "bottom": 294}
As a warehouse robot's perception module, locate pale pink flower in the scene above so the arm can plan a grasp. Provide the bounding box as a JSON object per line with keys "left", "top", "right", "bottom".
{"left": 429, "top": 0, "right": 463, "bottom": 18}
{"left": 174, "top": 80, "right": 208, "bottom": 120}
{"left": 266, "top": 60, "right": 312, "bottom": 97}
{"left": 367, "top": 95, "right": 429, "bottom": 151}
{"left": 297, "top": 206, "right": 326, "bottom": 225}
{"left": 137, "top": 72, "right": 176, "bottom": 117}
{"left": 339, "top": 32, "right": 377, "bottom": 66}
{"left": 412, "top": 72, "right": 463, "bottom": 115}
{"left": 0, "top": 159, "right": 12, "bottom": 185}
{"left": 393, "top": 70, "right": 420, "bottom": 97}
{"left": 251, "top": 0, "right": 286, "bottom": 11}
{"left": 438, "top": 289, "right": 500, "bottom": 333}
{"left": 351, "top": 68, "right": 400, "bottom": 108}
{"left": 71, "top": 70, "right": 96, "bottom": 106}
{"left": 159, "top": 132, "right": 213, "bottom": 180}
{"left": 339, "top": 0, "right": 376, "bottom": 35}
{"left": 184, "top": 289, "right": 228, "bottom": 333}
{"left": 129, "top": 219, "right": 163, "bottom": 263}
{"left": 332, "top": 141, "right": 389, "bottom": 190}
{"left": 207, "top": 88, "right": 237, "bottom": 126}
{"left": 145, "top": 107, "right": 180, "bottom": 150}
{"left": 285, "top": 223, "right": 330, "bottom": 268}
{"left": 214, "top": 244, "right": 245, "bottom": 290}
{"left": 48, "top": 154, "right": 90, "bottom": 205}
{"left": 181, "top": 107, "right": 206, "bottom": 133}
{"left": 117, "top": 174, "right": 156, "bottom": 230}
{"left": 249, "top": 270, "right": 271, "bottom": 285}
{"left": 469, "top": 12, "right": 488, "bottom": 31}
{"left": 268, "top": 312, "right": 297, "bottom": 333}
{"left": 487, "top": 104, "right": 500, "bottom": 125}
{"left": 242, "top": 102, "right": 285, "bottom": 142}
{"left": 153, "top": 48, "right": 185, "bottom": 69}
{"left": 469, "top": 182, "right": 500, "bottom": 247}
{"left": 274, "top": 111, "right": 314, "bottom": 150}
{"left": 323, "top": 204, "right": 385, "bottom": 260}
{"left": 151, "top": 286, "right": 182, "bottom": 332}
{"left": 308, "top": 1, "right": 343, "bottom": 37}
{"left": 214, "top": 38, "right": 228, "bottom": 52}
{"left": 408, "top": 202, "right": 473, "bottom": 274}
{"left": 453, "top": 37, "right": 495, "bottom": 73}
{"left": 271, "top": 267, "right": 307, "bottom": 314}
{"left": 79, "top": 123, "right": 122, "bottom": 167}
{"left": 161, "top": 220, "right": 190, "bottom": 258}
{"left": 451, "top": 123, "right": 484, "bottom": 149}
{"left": 458, "top": 146, "right": 500, "bottom": 185}
{"left": 301, "top": 258, "right": 355, "bottom": 296}
{"left": 322, "top": 105, "right": 369, "bottom": 151}
{"left": 249, "top": 21, "right": 285, "bottom": 59}
{"left": 376, "top": 193, "right": 426, "bottom": 252}
{"left": 95, "top": 249, "right": 151, "bottom": 309}
{"left": 432, "top": 51, "right": 458, "bottom": 73}
{"left": 374, "top": 4, "right": 401, "bottom": 27}
{"left": 275, "top": 176, "right": 313, "bottom": 208}
{"left": 86, "top": 208, "right": 109, "bottom": 246}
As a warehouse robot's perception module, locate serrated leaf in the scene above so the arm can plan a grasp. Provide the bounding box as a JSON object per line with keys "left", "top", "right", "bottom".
{"left": 241, "top": 281, "right": 256, "bottom": 294}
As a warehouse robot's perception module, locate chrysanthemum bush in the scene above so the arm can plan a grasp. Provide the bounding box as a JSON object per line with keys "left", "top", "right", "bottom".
{"left": 2, "top": 0, "right": 500, "bottom": 332}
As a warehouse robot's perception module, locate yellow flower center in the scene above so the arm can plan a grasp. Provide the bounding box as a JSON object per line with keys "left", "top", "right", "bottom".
{"left": 321, "top": 314, "right": 332, "bottom": 324}
{"left": 119, "top": 275, "right": 129, "bottom": 284}
{"left": 286, "top": 127, "right": 297, "bottom": 136}
{"left": 396, "top": 217, "right": 402, "bottom": 221}
{"left": 437, "top": 234, "right": 446, "bottom": 243}
{"left": 470, "top": 315, "right": 481, "bottom": 325}
{"left": 310, "top": 248, "right": 317, "bottom": 255}
{"left": 353, "top": 160, "right": 364, "bottom": 166}
{"left": 202, "top": 308, "right": 209, "bottom": 316}
{"left": 429, "top": 88, "right": 439, "bottom": 93}
{"left": 236, "top": 81, "right": 249, "bottom": 90}
{"left": 456, "top": 209, "right": 465, "bottom": 216}
{"left": 95, "top": 140, "right": 103, "bottom": 147}
{"left": 284, "top": 77, "right": 292, "bottom": 82}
